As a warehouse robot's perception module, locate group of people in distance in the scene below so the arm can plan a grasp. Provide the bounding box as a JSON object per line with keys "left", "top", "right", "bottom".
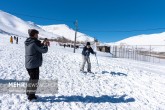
{"left": 10, "top": 36, "right": 19, "bottom": 44}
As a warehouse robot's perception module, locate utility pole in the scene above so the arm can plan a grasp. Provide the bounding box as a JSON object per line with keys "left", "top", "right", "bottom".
{"left": 73, "top": 20, "right": 78, "bottom": 53}
{"left": 164, "top": 40, "right": 165, "bottom": 52}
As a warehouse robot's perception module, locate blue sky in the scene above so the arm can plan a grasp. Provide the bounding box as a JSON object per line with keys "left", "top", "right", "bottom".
{"left": 1, "top": 0, "right": 165, "bottom": 42}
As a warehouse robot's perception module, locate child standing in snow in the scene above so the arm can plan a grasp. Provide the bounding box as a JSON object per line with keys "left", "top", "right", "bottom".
{"left": 80, "top": 42, "right": 96, "bottom": 73}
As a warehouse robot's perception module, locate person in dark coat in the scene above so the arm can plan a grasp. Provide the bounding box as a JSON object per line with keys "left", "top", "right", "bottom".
{"left": 16, "top": 37, "right": 18, "bottom": 44}
{"left": 24, "top": 29, "right": 49, "bottom": 101}
{"left": 80, "top": 42, "right": 96, "bottom": 73}
{"left": 14, "top": 36, "right": 16, "bottom": 40}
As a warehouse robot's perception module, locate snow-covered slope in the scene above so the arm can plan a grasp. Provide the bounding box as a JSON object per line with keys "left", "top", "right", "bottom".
{"left": 0, "top": 10, "right": 59, "bottom": 39}
{"left": 108, "top": 32, "right": 165, "bottom": 45}
{"left": 41, "top": 24, "right": 94, "bottom": 42}
{"left": 0, "top": 10, "right": 94, "bottom": 42}
{"left": 0, "top": 34, "right": 165, "bottom": 110}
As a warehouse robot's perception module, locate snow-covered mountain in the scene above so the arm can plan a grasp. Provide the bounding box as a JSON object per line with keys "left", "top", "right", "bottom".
{"left": 107, "top": 32, "right": 165, "bottom": 46}
{"left": 41, "top": 24, "right": 94, "bottom": 42}
{"left": 0, "top": 10, "right": 94, "bottom": 42}
{"left": 0, "top": 10, "right": 58, "bottom": 38}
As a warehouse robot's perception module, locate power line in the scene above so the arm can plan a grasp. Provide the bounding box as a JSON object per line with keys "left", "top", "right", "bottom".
{"left": 8, "top": 12, "right": 74, "bottom": 23}
{"left": 80, "top": 27, "right": 165, "bottom": 33}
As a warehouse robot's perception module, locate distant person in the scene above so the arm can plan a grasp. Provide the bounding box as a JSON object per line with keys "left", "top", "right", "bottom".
{"left": 99, "top": 47, "right": 102, "bottom": 51}
{"left": 64, "top": 44, "right": 66, "bottom": 48}
{"left": 14, "top": 36, "right": 16, "bottom": 40}
{"left": 80, "top": 42, "right": 96, "bottom": 73}
{"left": 16, "top": 37, "right": 18, "bottom": 44}
{"left": 25, "top": 29, "right": 49, "bottom": 101}
{"left": 10, "top": 36, "right": 13, "bottom": 44}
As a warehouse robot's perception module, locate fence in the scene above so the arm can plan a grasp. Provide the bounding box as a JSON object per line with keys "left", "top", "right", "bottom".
{"left": 110, "top": 45, "right": 165, "bottom": 64}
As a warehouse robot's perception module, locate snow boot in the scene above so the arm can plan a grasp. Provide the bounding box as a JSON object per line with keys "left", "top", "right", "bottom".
{"left": 28, "top": 95, "right": 38, "bottom": 101}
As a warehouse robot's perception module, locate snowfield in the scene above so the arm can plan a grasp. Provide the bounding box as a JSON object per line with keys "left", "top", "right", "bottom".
{"left": 0, "top": 34, "right": 165, "bottom": 110}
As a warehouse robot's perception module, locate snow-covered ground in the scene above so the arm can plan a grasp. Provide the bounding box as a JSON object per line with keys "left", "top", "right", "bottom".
{"left": 0, "top": 34, "right": 165, "bottom": 110}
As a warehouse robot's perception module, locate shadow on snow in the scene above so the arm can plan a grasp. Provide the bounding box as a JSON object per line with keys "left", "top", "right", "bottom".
{"left": 101, "top": 71, "right": 127, "bottom": 76}
{"left": 0, "top": 79, "right": 134, "bottom": 103}
{"left": 37, "top": 94, "right": 135, "bottom": 103}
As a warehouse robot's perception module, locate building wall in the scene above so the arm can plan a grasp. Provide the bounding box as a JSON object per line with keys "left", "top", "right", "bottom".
{"left": 97, "top": 46, "right": 110, "bottom": 53}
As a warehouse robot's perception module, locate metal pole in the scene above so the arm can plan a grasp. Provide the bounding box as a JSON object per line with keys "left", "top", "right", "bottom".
{"left": 95, "top": 54, "right": 99, "bottom": 66}
{"left": 74, "top": 20, "right": 78, "bottom": 53}
{"left": 95, "top": 54, "right": 101, "bottom": 72}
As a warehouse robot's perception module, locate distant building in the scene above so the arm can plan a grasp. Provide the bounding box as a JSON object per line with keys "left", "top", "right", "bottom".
{"left": 97, "top": 46, "right": 110, "bottom": 53}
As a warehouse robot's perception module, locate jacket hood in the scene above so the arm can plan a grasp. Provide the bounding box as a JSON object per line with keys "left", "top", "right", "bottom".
{"left": 24, "top": 37, "right": 37, "bottom": 46}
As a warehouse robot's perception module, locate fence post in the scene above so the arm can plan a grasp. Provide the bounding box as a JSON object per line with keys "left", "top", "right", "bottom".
{"left": 114, "top": 46, "right": 117, "bottom": 58}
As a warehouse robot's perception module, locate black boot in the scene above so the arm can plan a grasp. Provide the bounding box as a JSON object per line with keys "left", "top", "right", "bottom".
{"left": 88, "top": 70, "right": 92, "bottom": 73}
{"left": 28, "top": 94, "right": 37, "bottom": 101}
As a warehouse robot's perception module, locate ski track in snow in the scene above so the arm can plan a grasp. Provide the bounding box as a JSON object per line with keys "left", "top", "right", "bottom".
{"left": 0, "top": 35, "right": 165, "bottom": 110}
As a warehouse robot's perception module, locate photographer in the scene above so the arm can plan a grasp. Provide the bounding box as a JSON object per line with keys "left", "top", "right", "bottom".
{"left": 24, "top": 29, "right": 49, "bottom": 101}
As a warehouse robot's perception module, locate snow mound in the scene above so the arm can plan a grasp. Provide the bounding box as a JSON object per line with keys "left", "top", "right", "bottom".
{"left": 108, "top": 32, "right": 165, "bottom": 46}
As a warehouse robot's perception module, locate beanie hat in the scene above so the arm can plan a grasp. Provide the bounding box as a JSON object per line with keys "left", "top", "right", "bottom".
{"left": 28, "top": 29, "right": 39, "bottom": 37}
{"left": 86, "top": 42, "right": 90, "bottom": 45}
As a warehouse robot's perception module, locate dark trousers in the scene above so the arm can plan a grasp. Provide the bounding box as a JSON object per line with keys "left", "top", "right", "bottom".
{"left": 26, "top": 67, "right": 39, "bottom": 97}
